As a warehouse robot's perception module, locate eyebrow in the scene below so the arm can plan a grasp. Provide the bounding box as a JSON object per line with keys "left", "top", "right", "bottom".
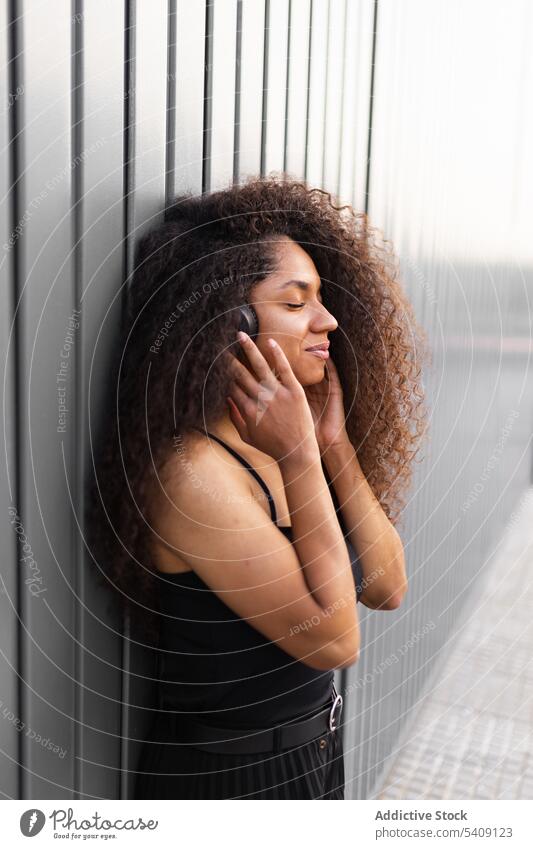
{"left": 277, "top": 279, "right": 322, "bottom": 294}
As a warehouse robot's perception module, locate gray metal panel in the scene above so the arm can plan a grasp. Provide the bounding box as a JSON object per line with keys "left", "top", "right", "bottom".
{"left": 125, "top": 1, "right": 169, "bottom": 244}
{"left": 0, "top": 0, "right": 19, "bottom": 800}
{"left": 325, "top": 0, "right": 376, "bottom": 793}
{"left": 305, "top": 0, "right": 329, "bottom": 185}
{"left": 352, "top": 9, "right": 377, "bottom": 793}
{"left": 322, "top": 0, "right": 346, "bottom": 195}
{"left": 77, "top": 0, "right": 127, "bottom": 801}
{"left": 169, "top": 0, "right": 206, "bottom": 196}
{"left": 121, "top": 0, "right": 169, "bottom": 802}
{"left": 235, "top": 0, "right": 266, "bottom": 180}
{"left": 261, "top": 0, "right": 290, "bottom": 175}
{"left": 206, "top": 0, "right": 238, "bottom": 190}
{"left": 338, "top": 0, "right": 374, "bottom": 208}
{"left": 284, "top": 0, "right": 311, "bottom": 179}
{"left": 18, "top": 0, "right": 76, "bottom": 798}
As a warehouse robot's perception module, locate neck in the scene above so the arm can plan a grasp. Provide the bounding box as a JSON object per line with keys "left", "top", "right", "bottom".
{"left": 205, "top": 410, "right": 276, "bottom": 464}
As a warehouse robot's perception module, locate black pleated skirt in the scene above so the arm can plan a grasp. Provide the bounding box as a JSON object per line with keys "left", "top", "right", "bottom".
{"left": 132, "top": 712, "right": 345, "bottom": 800}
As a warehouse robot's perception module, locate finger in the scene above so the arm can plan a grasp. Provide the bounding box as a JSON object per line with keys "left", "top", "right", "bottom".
{"left": 227, "top": 349, "right": 263, "bottom": 391}
{"left": 229, "top": 380, "right": 255, "bottom": 421}
{"left": 237, "top": 332, "right": 277, "bottom": 385}
{"left": 224, "top": 354, "right": 265, "bottom": 407}
{"left": 325, "top": 357, "right": 341, "bottom": 387}
{"left": 232, "top": 360, "right": 263, "bottom": 398}
{"left": 266, "top": 339, "right": 298, "bottom": 387}
{"left": 325, "top": 355, "right": 338, "bottom": 377}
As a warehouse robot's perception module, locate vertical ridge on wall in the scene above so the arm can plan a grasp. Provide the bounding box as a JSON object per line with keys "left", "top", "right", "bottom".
{"left": 166, "top": 0, "right": 177, "bottom": 205}
{"left": 18, "top": 0, "right": 77, "bottom": 798}
{"left": 233, "top": 0, "right": 243, "bottom": 181}
{"left": 364, "top": 0, "right": 378, "bottom": 213}
{"left": 169, "top": 0, "right": 206, "bottom": 198}
{"left": 79, "top": 0, "right": 128, "bottom": 801}
{"left": 337, "top": 0, "right": 382, "bottom": 799}
{"left": 284, "top": 0, "right": 311, "bottom": 179}
{"left": 206, "top": 0, "right": 238, "bottom": 191}
{"left": 12, "top": 3, "right": 23, "bottom": 801}
{"left": 0, "top": 0, "right": 20, "bottom": 800}
{"left": 119, "top": 0, "right": 136, "bottom": 802}
{"left": 71, "top": 0, "right": 83, "bottom": 800}
{"left": 202, "top": 0, "right": 213, "bottom": 192}
{"left": 120, "top": 0, "right": 169, "bottom": 801}
{"left": 234, "top": 0, "right": 265, "bottom": 181}
{"left": 261, "top": 0, "right": 290, "bottom": 175}
{"left": 305, "top": 0, "right": 329, "bottom": 186}
{"left": 123, "top": 0, "right": 136, "bottom": 296}
{"left": 259, "top": 0, "right": 269, "bottom": 176}
{"left": 322, "top": 0, "right": 346, "bottom": 195}
{"left": 337, "top": 0, "right": 374, "bottom": 208}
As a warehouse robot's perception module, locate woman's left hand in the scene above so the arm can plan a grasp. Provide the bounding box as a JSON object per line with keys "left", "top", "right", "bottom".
{"left": 303, "top": 355, "right": 350, "bottom": 453}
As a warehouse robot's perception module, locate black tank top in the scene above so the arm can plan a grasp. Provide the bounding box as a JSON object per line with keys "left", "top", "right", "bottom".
{"left": 155, "top": 430, "right": 363, "bottom": 729}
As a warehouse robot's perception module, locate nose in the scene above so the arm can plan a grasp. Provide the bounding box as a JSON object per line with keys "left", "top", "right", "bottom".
{"left": 309, "top": 302, "right": 338, "bottom": 333}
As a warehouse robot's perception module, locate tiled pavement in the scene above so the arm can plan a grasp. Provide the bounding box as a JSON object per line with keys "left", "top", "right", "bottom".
{"left": 373, "top": 488, "right": 533, "bottom": 800}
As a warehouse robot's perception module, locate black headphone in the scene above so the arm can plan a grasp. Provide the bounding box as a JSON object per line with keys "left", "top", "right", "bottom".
{"left": 238, "top": 303, "right": 259, "bottom": 340}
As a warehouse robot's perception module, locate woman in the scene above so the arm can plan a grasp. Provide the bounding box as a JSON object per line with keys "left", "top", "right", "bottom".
{"left": 87, "top": 175, "right": 429, "bottom": 799}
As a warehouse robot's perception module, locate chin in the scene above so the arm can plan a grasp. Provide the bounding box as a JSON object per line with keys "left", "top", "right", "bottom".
{"left": 294, "top": 362, "right": 326, "bottom": 387}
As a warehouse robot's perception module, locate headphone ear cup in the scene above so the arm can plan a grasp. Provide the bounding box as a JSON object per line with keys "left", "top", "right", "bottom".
{"left": 238, "top": 304, "right": 259, "bottom": 339}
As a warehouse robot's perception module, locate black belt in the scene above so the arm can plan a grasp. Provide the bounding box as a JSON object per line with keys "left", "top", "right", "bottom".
{"left": 168, "top": 682, "right": 344, "bottom": 755}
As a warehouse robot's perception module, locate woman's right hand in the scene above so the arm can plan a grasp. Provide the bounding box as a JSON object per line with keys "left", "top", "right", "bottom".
{"left": 225, "top": 332, "right": 319, "bottom": 464}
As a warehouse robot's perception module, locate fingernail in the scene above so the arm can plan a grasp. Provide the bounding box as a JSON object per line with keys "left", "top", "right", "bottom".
{"left": 237, "top": 331, "right": 248, "bottom": 342}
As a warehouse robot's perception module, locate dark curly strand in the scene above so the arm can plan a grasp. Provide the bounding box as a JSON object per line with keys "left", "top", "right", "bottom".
{"left": 85, "top": 173, "right": 430, "bottom": 646}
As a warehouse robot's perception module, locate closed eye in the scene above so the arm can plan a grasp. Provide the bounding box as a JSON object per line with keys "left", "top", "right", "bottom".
{"left": 286, "top": 300, "right": 324, "bottom": 309}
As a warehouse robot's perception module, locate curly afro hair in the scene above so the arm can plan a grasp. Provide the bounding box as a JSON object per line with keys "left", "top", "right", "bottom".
{"left": 86, "top": 173, "right": 430, "bottom": 646}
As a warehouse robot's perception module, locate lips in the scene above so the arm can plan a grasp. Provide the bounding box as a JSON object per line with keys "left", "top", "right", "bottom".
{"left": 306, "top": 349, "right": 329, "bottom": 359}
{"left": 305, "top": 342, "right": 330, "bottom": 352}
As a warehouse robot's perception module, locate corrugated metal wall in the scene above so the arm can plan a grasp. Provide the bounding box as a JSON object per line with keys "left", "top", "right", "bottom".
{"left": 1, "top": 0, "right": 531, "bottom": 800}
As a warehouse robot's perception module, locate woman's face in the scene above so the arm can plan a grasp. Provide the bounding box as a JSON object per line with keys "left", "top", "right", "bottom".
{"left": 247, "top": 237, "right": 338, "bottom": 387}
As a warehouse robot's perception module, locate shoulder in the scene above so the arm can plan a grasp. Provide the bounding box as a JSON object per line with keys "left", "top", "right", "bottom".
{"left": 154, "top": 429, "right": 255, "bottom": 525}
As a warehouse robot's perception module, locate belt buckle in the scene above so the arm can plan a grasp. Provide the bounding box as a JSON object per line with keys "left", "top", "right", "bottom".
{"left": 329, "top": 689, "right": 343, "bottom": 732}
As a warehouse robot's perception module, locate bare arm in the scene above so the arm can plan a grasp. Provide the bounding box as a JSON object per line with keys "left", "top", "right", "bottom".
{"left": 279, "top": 443, "right": 360, "bottom": 653}
{"left": 322, "top": 440, "right": 408, "bottom": 609}
{"left": 152, "top": 436, "right": 360, "bottom": 671}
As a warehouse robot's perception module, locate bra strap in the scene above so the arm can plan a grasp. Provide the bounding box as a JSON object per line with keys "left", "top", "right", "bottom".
{"left": 192, "top": 427, "right": 278, "bottom": 525}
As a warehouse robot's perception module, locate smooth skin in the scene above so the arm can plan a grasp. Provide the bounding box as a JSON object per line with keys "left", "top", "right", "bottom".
{"left": 149, "top": 237, "right": 361, "bottom": 671}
